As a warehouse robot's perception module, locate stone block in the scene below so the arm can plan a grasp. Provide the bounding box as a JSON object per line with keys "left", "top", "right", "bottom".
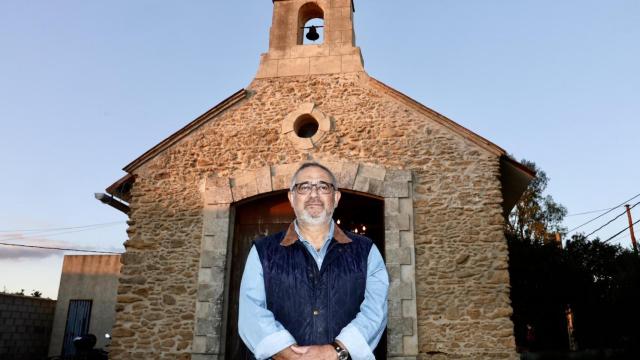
{"left": 368, "top": 179, "right": 384, "bottom": 197}
{"left": 336, "top": 162, "right": 358, "bottom": 189}
{"left": 388, "top": 316, "right": 413, "bottom": 336}
{"left": 290, "top": 45, "right": 330, "bottom": 58}
{"left": 397, "top": 214, "right": 411, "bottom": 231}
{"left": 311, "top": 129, "right": 327, "bottom": 145}
{"left": 403, "top": 335, "right": 419, "bottom": 356}
{"left": 358, "top": 163, "right": 386, "bottom": 181}
{"left": 324, "top": 30, "right": 342, "bottom": 45}
{"left": 331, "top": 0, "right": 352, "bottom": 8}
{"left": 388, "top": 299, "right": 402, "bottom": 317}
{"left": 198, "top": 267, "right": 216, "bottom": 285}
{"left": 200, "top": 249, "right": 227, "bottom": 268}
{"left": 401, "top": 263, "right": 415, "bottom": 283}
{"left": 402, "top": 299, "right": 417, "bottom": 319}
{"left": 277, "top": 58, "right": 310, "bottom": 77}
{"left": 298, "top": 102, "right": 315, "bottom": 114}
{"left": 272, "top": 163, "right": 300, "bottom": 185}
{"left": 352, "top": 175, "right": 369, "bottom": 193}
{"left": 231, "top": 181, "right": 258, "bottom": 202}
{"left": 383, "top": 181, "right": 409, "bottom": 198}
{"left": 385, "top": 230, "right": 400, "bottom": 249}
{"left": 197, "top": 284, "right": 216, "bottom": 302}
{"left": 385, "top": 198, "right": 399, "bottom": 216}
{"left": 342, "top": 53, "right": 364, "bottom": 72}
{"left": 329, "top": 43, "right": 358, "bottom": 56}
{"left": 389, "top": 281, "right": 413, "bottom": 300}
{"left": 195, "top": 318, "right": 222, "bottom": 337}
{"left": 196, "top": 301, "right": 211, "bottom": 319}
{"left": 340, "top": 29, "right": 354, "bottom": 44}
{"left": 386, "top": 169, "right": 412, "bottom": 183}
{"left": 400, "top": 231, "right": 415, "bottom": 249}
{"left": 399, "top": 197, "right": 413, "bottom": 216}
{"left": 255, "top": 58, "right": 278, "bottom": 79}
{"left": 387, "top": 334, "right": 404, "bottom": 356}
{"left": 386, "top": 248, "right": 412, "bottom": 265}
{"left": 386, "top": 264, "right": 401, "bottom": 281}
{"left": 287, "top": 131, "right": 314, "bottom": 150}
{"left": 310, "top": 56, "right": 342, "bottom": 75}
{"left": 255, "top": 166, "right": 273, "bottom": 194}
{"left": 385, "top": 214, "right": 410, "bottom": 231}
{"left": 202, "top": 218, "right": 230, "bottom": 239}
{"left": 205, "top": 176, "right": 233, "bottom": 205}
{"left": 192, "top": 336, "right": 207, "bottom": 353}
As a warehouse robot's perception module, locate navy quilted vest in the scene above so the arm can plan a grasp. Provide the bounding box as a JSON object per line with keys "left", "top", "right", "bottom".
{"left": 253, "top": 230, "right": 372, "bottom": 345}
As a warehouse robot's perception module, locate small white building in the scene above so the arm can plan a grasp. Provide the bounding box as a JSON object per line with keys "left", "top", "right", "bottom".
{"left": 48, "top": 255, "right": 121, "bottom": 358}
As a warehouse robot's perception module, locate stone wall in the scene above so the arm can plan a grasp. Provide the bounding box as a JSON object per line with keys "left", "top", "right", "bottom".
{"left": 110, "top": 71, "right": 515, "bottom": 359}
{"left": 0, "top": 293, "right": 56, "bottom": 360}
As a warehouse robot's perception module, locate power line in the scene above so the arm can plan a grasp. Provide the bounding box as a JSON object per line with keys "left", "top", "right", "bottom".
{"left": 0, "top": 242, "right": 122, "bottom": 255}
{"left": 585, "top": 201, "right": 640, "bottom": 238}
{"left": 566, "top": 207, "right": 618, "bottom": 217}
{"left": 0, "top": 224, "right": 124, "bottom": 242}
{"left": 0, "top": 221, "right": 124, "bottom": 233}
{"left": 568, "top": 192, "right": 640, "bottom": 233}
{"left": 603, "top": 218, "right": 640, "bottom": 244}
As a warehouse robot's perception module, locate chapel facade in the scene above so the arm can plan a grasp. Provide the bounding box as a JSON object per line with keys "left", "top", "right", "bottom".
{"left": 105, "top": 1, "right": 533, "bottom": 359}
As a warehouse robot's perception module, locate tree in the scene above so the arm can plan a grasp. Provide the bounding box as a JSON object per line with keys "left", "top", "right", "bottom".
{"left": 30, "top": 290, "right": 42, "bottom": 298}
{"left": 506, "top": 159, "right": 640, "bottom": 354}
{"left": 507, "top": 159, "right": 567, "bottom": 243}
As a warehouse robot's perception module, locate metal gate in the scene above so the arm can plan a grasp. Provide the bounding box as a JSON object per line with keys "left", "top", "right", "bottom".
{"left": 61, "top": 299, "right": 92, "bottom": 357}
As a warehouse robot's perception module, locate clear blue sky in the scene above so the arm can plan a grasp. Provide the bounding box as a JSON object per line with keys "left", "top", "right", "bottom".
{"left": 1, "top": 0, "right": 638, "bottom": 299}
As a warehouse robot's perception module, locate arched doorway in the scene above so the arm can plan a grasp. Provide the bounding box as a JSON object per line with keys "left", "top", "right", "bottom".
{"left": 225, "top": 190, "right": 387, "bottom": 359}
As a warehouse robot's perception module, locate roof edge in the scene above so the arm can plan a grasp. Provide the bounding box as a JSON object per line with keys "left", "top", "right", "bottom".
{"left": 123, "top": 89, "right": 249, "bottom": 173}
{"left": 368, "top": 76, "right": 506, "bottom": 157}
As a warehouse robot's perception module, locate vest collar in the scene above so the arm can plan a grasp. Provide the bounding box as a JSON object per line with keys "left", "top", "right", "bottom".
{"left": 280, "top": 221, "right": 352, "bottom": 246}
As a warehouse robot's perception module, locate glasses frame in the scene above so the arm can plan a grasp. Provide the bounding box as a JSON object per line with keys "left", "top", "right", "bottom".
{"left": 291, "top": 181, "right": 336, "bottom": 195}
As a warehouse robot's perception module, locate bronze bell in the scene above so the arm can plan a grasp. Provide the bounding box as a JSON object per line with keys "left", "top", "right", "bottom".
{"left": 306, "top": 26, "right": 320, "bottom": 42}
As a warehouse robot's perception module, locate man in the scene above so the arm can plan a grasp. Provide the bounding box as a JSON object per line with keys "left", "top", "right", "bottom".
{"left": 239, "top": 162, "right": 389, "bottom": 360}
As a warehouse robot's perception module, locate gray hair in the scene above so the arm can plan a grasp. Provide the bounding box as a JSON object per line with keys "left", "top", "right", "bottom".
{"left": 289, "top": 162, "right": 338, "bottom": 191}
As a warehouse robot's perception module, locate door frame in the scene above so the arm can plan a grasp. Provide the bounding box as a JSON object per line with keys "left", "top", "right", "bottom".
{"left": 192, "top": 160, "right": 418, "bottom": 359}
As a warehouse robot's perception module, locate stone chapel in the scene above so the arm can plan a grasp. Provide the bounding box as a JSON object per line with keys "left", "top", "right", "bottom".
{"left": 104, "top": 1, "right": 534, "bottom": 359}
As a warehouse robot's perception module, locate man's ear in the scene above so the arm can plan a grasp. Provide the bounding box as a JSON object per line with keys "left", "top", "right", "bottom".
{"left": 333, "top": 190, "right": 341, "bottom": 208}
{"left": 287, "top": 191, "right": 294, "bottom": 207}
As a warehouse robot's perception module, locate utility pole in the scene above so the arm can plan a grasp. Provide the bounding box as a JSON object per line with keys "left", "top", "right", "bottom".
{"left": 625, "top": 204, "right": 638, "bottom": 254}
{"left": 556, "top": 232, "right": 578, "bottom": 351}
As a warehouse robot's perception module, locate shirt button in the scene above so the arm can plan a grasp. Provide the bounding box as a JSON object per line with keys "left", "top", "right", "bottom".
{"left": 313, "top": 309, "right": 320, "bottom": 316}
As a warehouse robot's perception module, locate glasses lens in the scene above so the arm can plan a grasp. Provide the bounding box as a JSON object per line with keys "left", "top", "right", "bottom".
{"left": 294, "top": 182, "right": 334, "bottom": 194}
{"left": 318, "top": 183, "right": 331, "bottom": 194}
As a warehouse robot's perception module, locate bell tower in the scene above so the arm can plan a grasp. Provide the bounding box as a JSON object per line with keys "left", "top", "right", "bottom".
{"left": 256, "top": 0, "right": 365, "bottom": 78}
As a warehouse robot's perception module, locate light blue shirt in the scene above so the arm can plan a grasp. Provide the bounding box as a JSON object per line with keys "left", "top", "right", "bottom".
{"left": 238, "top": 220, "right": 389, "bottom": 360}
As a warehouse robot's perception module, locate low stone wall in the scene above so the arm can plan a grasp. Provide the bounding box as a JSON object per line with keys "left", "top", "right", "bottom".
{"left": 0, "top": 293, "right": 56, "bottom": 360}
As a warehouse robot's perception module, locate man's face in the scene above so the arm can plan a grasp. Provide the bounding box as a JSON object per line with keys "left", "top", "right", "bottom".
{"left": 288, "top": 166, "right": 341, "bottom": 226}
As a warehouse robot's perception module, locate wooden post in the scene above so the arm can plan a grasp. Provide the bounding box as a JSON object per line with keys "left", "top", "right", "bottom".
{"left": 625, "top": 204, "right": 638, "bottom": 254}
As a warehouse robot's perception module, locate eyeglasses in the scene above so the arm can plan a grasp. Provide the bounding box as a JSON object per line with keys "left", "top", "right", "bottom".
{"left": 292, "top": 181, "right": 336, "bottom": 195}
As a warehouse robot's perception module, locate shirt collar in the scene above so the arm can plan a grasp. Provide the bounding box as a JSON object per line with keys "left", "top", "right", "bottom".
{"left": 280, "top": 220, "right": 352, "bottom": 246}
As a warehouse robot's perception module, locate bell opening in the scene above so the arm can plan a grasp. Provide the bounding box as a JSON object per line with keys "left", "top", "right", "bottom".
{"left": 302, "top": 18, "right": 324, "bottom": 45}
{"left": 298, "top": 2, "right": 324, "bottom": 45}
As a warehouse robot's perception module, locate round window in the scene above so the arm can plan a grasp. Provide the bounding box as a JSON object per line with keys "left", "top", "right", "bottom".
{"left": 294, "top": 114, "right": 319, "bottom": 138}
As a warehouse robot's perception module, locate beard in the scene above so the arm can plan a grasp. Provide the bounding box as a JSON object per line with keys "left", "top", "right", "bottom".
{"left": 295, "top": 198, "right": 335, "bottom": 226}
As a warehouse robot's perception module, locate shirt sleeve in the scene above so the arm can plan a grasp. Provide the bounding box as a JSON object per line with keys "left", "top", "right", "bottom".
{"left": 336, "top": 244, "right": 389, "bottom": 360}
{"left": 238, "top": 246, "right": 297, "bottom": 360}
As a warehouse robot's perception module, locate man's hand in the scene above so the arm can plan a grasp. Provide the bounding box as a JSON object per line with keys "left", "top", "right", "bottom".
{"left": 297, "top": 345, "right": 338, "bottom": 360}
{"left": 272, "top": 345, "right": 307, "bottom": 360}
